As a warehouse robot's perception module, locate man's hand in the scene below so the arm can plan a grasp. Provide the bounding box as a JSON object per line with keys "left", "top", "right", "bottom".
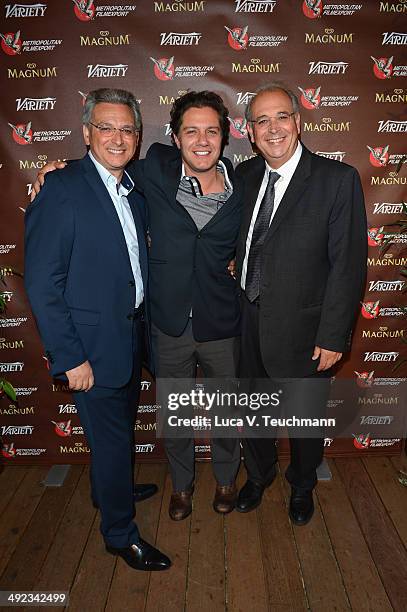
{"left": 31, "top": 160, "right": 67, "bottom": 201}
{"left": 228, "top": 258, "right": 236, "bottom": 279}
{"left": 312, "top": 346, "right": 342, "bottom": 371}
{"left": 66, "top": 360, "right": 94, "bottom": 392}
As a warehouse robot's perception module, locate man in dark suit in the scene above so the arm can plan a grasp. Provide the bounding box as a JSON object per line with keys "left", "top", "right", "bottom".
{"left": 24, "top": 88, "right": 171, "bottom": 571}
{"left": 129, "top": 92, "right": 243, "bottom": 520}
{"left": 235, "top": 83, "right": 367, "bottom": 524}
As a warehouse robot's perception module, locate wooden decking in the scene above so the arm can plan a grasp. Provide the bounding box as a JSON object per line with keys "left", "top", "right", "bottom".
{"left": 0, "top": 455, "right": 407, "bottom": 611}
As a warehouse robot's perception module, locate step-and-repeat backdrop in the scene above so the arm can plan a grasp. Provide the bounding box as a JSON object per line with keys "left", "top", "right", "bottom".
{"left": 1, "top": 0, "right": 406, "bottom": 463}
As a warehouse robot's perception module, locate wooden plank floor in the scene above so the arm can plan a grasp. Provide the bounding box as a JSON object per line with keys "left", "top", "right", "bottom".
{"left": 0, "top": 456, "right": 406, "bottom": 612}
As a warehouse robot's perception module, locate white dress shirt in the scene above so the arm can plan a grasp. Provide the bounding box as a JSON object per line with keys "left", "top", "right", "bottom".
{"left": 241, "top": 141, "right": 303, "bottom": 290}
{"left": 88, "top": 151, "right": 144, "bottom": 307}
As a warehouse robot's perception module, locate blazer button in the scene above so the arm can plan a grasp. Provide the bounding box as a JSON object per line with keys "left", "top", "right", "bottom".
{"left": 129, "top": 280, "right": 135, "bottom": 287}
{"left": 127, "top": 313, "right": 134, "bottom": 320}
{"left": 197, "top": 233, "right": 201, "bottom": 238}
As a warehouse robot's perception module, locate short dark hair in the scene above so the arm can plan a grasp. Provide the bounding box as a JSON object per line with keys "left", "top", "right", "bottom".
{"left": 170, "top": 90, "right": 230, "bottom": 150}
{"left": 83, "top": 88, "right": 141, "bottom": 130}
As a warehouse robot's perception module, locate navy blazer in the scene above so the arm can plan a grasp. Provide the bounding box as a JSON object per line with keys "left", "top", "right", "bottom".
{"left": 129, "top": 143, "right": 243, "bottom": 342}
{"left": 24, "top": 154, "right": 150, "bottom": 387}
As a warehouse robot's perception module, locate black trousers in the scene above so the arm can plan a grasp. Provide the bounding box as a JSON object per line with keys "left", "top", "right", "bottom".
{"left": 74, "top": 314, "right": 143, "bottom": 548}
{"left": 240, "top": 294, "right": 329, "bottom": 490}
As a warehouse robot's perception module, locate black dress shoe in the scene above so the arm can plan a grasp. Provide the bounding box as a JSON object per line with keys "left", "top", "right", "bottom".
{"left": 289, "top": 487, "right": 314, "bottom": 526}
{"left": 134, "top": 483, "right": 158, "bottom": 503}
{"left": 92, "top": 483, "right": 158, "bottom": 509}
{"left": 236, "top": 469, "right": 277, "bottom": 513}
{"left": 106, "top": 538, "right": 171, "bottom": 571}
{"left": 236, "top": 480, "right": 266, "bottom": 513}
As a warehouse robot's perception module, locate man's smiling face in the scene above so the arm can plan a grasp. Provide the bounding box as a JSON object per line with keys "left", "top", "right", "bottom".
{"left": 173, "top": 106, "right": 223, "bottom": 176}
{"left": 83, "top": 102, "right": 138, "bottom": 179}
{"left": 247, "top": 89, "right": 301, "bottom": 168}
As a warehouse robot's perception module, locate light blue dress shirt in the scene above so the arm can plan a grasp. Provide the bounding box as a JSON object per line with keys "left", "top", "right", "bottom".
{"left": 88, "top": 151, "right": 144, "bottom": 307}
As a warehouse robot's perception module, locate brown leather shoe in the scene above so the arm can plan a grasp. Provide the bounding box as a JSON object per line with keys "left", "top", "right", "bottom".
{"left": 213, "top": 484, "right": 237, "bottom": 514}
{"left": 169, "top": 488, "right": 193, "bottom": 521}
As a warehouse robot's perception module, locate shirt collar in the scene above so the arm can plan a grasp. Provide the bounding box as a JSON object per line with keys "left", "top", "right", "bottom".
{"left": 265, "top": 141, "right": 303, "bottom": 180}
{"left": 181, "top": 159, "right": 233, "bottom": 193}
{"left": 88, "top": 150, "right": 134, "bottom": 195}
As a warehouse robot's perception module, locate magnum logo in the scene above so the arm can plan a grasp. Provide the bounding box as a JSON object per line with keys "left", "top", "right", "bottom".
{"left": 154, "top": 1, "right": 205, "bottom": 11}
{"left": 0, "top": 338, "right": 24, "bottom": 349}
{"left": 80, "top": 32, "right": 130, "bottom": 47}
{"left": 303, "top": 118, "right": 350, "bottom": 132}
{"left": 232, "top": 58, "right": 280, "bottom": 73}
{"left": 305, "top": 29, "right": 354, "bottom": 44}
{"left": 8, "top": 63, "right": 58, "bottom": 79}
{"left": 375, "top": 89, "right": 407, "bottom": 103}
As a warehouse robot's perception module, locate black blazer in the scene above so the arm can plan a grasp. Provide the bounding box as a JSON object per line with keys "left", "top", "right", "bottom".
{"left": 129, "top": 143, "right": 243, "bottom": 342}
{"left": 236, "top": 145, "right": 367, "bottom": 377}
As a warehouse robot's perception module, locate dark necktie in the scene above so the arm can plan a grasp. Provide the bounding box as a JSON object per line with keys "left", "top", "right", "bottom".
{"left": 245, "top": 171, "right": 280, "bottom": 302}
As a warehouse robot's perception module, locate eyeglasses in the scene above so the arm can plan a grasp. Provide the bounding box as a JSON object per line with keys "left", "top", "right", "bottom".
{"left": 250, "top": 112, "right": 296, "bottom": 128}
{"left": 89, "top": 122, "right": 138, "bottom": 137}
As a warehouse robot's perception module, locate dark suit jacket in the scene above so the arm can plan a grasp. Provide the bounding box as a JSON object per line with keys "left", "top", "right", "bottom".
{"left": 128, "top": 143, "right": 243, "bottom": 342}
{"left": 24, "top": 154, "right": 150, "bottom": 387}
{"left": 236, "top": 145, "right": 367, "bottom": 377}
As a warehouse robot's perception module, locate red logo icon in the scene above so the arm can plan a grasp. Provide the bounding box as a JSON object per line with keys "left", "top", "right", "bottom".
{"left": 150, "top": 56, "right": 174, "bottom": 80}
{"left": 225, "top": 26, "right": 248, "bottom": 50}
{"left": 1, "top": 443, "right": 16, "bottom": 458}
{"left": 0, "top": 31, "right": 22, "bottom": 55}
{"left": 52, "top": 420, "right": 72, "bottom": 437}
{"left": 354, "top": 371, "right": 375, "bottom": 388}
{"left": 353, "top": 433, "right": 371, "bottom": 449}
{"left": 367, "top": 227, "right": 384, "bottom": 247}
{"left": 367, "top": 145, "right": 389, "bottom": 167}
{"left": 228, "top": 116, "right": 247, "bottom": 139}
{"left": 361, "top": 301, "right": 380, "bottom": 319}
{"left": 371, "top": 56, "right": 393, "bottom": 80}
{"left": 73, "top": 0, "right": 95, "bottom": 21}
{"left": 8, "top": 121, "right": 32, "bottom": 145}
{"left": 302, "top": 0, "right": 323, "bottom": 19}
{"left": 298, "top": 86, "right": 321, "bottom": 109}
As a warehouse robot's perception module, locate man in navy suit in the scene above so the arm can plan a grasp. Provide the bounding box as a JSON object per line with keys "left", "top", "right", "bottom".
{"left": 24, "top": 88, "right": 171, "bottom": 571}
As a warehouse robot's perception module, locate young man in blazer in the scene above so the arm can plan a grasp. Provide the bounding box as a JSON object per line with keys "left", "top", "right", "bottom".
{"left": 25, "top": 89, "right": 170, "bottom": 571}
{"left": 235, "top": 83, "right": 367, "bottom": 524}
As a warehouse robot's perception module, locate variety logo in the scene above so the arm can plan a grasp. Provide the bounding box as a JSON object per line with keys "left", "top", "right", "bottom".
{"left": 58, "top": 403, "right": 77, "bottom": 414}
{"left": 236, "top": 91, "right": 256, "bottom": 105}
{"left": 372, "top": 202, "right": 405, "bottom": 215}
{"left": 308, "top": 61, "right": 348, "bottom": 74}
{"left": 364, "top": 351, "right": 399, "bottom": 362}
{"left": 377, "top": 120, "right": 407, "bottom": 133}
{"left": 368, "top": 279, "right": 405, "bottom": 291}
{"left": 1, "top": 425, "right": 34, "bottom": 435}
{"left": 5, "top": 3, "right": 47, "bottom": 18}
{"left": 73, "top": 0, "right": 96, "bottom": 21}
{"left": 140, "top": 380, "right": 152, "bottom": 391}
{"left": 228, "top": 116, "right": 248, "bottom": 138}
{"left": 87, "top": 63, "right": 128, "bottom": 78}
{"left": 1, "top": 291, "right": 13, "bottom": 303}
{"left": 0, "top": 361, "right": 24, "bottom": 372}
{"left": 235, "top": 0, "right": 277, "bottom": 11}
{"left": 382, "top": 31, "right": 407, "bottom": 45}
{"left": 16, "top": 96, "right": 56, "bottom": 111}
{"left": 135, "top": 444, "right": 155, "bottom": 453}
{"left": 371, "top": 55, "right": 407, "bottom": 78}
{"left": 315, "top": 150, "right": 346, "bottom": 162}
{"left": 298, "top": 85, "right": 358, "bottom": 108}
{"left": 160, "top": 31, "right": 202, "bottom": 45}
{"left": 0, "top": 30, "right": 22, "bottom": 54}
{"left": 360, "top": 416, "right": 394, "bottom": 425}
{"left": 8, "top": 121, "right": 32, "bottom": 144}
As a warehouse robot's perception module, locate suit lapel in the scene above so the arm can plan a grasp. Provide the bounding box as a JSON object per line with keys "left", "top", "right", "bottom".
{"left": 165, "top": 154, "right": 197, "bottom": 229}
{"left": 263, "top": 146, "right": 312, "bottom": 245}
{"left": 240, "top": 157, "right": 265, "bottom": 243}
{"left": 81, "top": 155, "right": 130, "bottom": 260}
{"left": 128, "top": 193, "right": 148, "bottom": 291}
